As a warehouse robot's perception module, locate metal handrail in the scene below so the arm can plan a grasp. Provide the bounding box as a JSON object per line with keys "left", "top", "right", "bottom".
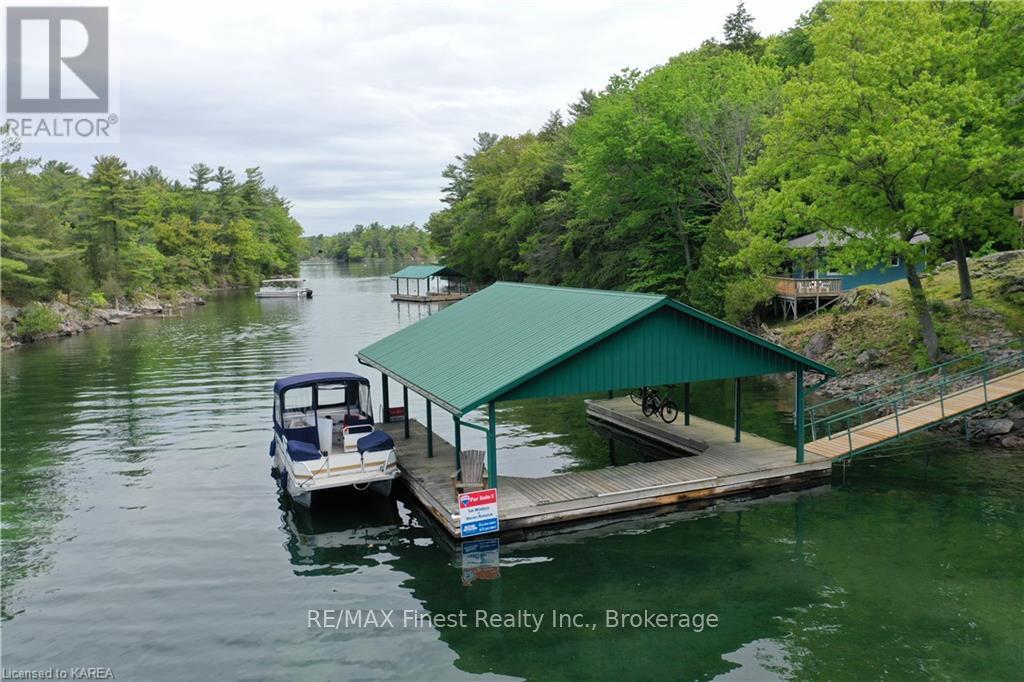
{"left": 808, "top": 337, "right": 1024, "bottom": 421}
{"left": 818, "top": 353, "right": 1021, "bottom": 442}
{"left": 818, "top": 353, "right": 1020, "bottom": 429}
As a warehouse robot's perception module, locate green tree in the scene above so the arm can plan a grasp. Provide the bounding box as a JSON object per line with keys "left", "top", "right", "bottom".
{"left": 739, "top": 1, "right": 1021, "bottom": 362}
{"left": 77, "top": 155, "right": 142, "bottom": 300}
{"left": 723, "top": 1, "right": 761, "bottom": 56}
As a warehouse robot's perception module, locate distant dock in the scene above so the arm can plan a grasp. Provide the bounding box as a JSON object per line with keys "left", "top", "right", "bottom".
{"left": 390, "top": 264, "right": 473, "bottom": 304}
{"left": 391, "top": 291, "right": 470, "bottom": 303}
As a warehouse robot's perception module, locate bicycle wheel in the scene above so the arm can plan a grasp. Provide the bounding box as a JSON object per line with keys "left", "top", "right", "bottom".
{"left": 630, "top": 388, "right": 645, "bottom": 406}
{"left": 642, "top": 395, "right": 657, "bottom": 417}
{"left": 660, "top": 399, "right": 679, "bottom": 423}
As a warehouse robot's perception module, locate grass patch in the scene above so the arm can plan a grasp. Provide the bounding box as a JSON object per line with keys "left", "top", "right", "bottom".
{"left": 16, "top": 303, "right": 62, "bottom": 338}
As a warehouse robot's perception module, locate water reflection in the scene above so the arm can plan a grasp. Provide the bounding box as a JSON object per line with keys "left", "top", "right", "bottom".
{"left": 277, "top": 487, "right": 825, "bottom": 680}
{"left": 281, "top": 491, "right": 406, "bottom": 576}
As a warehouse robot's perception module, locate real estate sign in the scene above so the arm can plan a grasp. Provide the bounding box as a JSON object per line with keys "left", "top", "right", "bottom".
{"left": 458, "top": 488, "right": 499, "bottom": 538}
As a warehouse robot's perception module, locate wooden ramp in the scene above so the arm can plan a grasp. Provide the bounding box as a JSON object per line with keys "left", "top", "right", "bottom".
{"left": 807, "top": 368, "right": 1024, "bottom": 459}
{"left": 381, "top": 405, "right": 830, "bottom": 538}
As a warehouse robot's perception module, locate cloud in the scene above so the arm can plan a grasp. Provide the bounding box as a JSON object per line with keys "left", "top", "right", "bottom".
{"left": 19, "top": 0, "right": 814, "bottom": 235}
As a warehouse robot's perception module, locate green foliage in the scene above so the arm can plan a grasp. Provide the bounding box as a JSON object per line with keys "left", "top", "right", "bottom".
{"left": 0, "top": 156, "right": 304, "bottom": 304}
{"left": 687, "top": 204, "right": 743, "bottom": 317}
{"left": 723, "top": 276, "right": 775, "bottom": 326}
{"left": 303, "top": 222, "right": 433, "bottom": 263}
{"left": 722, "top": 1, "right": 762, "bottom": 57}
{"left": 427, "top": 47, "right": 779, "bottom": 304}
{"left": 741, "top": 2, "right": 1020, "bottom": 267}
{"left": 418, "top": 0, "right": 1019, "bottom": 337}
{"left": 736, "top": 0, "right": 1023, "bottom": 354}
{"left": 16, "top": 303, "right": 61, "bottom": 338}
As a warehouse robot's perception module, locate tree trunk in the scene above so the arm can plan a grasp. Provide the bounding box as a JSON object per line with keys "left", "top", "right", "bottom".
{"left": 905, "top": 261, "right": 941, "bottom": 363}
{"left": 671, "top": 204, "right": 693, "bottom": 269}
{"left": 952, "top": 238, "right": 973, "bottom": 300}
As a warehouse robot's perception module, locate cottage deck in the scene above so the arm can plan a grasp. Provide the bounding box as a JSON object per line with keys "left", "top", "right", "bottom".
{"left": 380, "top": 398, "right": 831, "bottom": 538}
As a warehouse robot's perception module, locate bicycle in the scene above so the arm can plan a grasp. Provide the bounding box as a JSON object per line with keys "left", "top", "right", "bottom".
{"left": 642, "top": 387, "right": 679, "bottom": 423}
{"left": 630, "top": 386, "right": 657, "bottom": 406}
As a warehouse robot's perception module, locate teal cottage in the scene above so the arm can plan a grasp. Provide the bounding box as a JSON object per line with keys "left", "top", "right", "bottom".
{"left": 771, "top": 230, "right": 929, "bottom": 319}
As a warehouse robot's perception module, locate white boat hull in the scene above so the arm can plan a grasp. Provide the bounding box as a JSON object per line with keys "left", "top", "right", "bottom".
{"left": 256, "top": 289, "right": 306, "bottom": 298}
{"left": 274, "top": 434, "right": 399, "bottom": 508}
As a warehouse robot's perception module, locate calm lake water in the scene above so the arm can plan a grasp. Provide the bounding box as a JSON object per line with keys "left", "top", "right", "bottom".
{"left": 2, "top": 262, "right": 1021, "bottom": 680}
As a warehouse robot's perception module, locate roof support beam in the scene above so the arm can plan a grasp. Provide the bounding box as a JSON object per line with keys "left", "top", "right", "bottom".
{"left": 403, "top": 386, "right": 409, "bottom": 439}
{"left": 796, "top": 368, "right": 805, "bottom": 463}
{"left": 487, "top": 401, "right": 497, "bottom": 489}
{"left": 734, "top": 378, "right": 742, "bottom": 443}
{"left": 453, "top": 415, "right": 462, "bottom": 479}
{"left": 381, "top": 372, "right": 390, "bottom": 423}
{"left": 426, "top": 399, "right": 433, "bottom": 458}
{"left": 684, "top": 383, "right": 691, "bottom": 426}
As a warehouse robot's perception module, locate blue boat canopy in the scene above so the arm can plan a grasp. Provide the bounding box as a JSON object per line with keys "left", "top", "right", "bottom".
{"left": 273, "top": 372, "right": 369, "bottom": 394}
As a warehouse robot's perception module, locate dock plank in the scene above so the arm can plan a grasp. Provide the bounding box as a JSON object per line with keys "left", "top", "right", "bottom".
{"left": 381, "top": 397, "right": 832, "bottom": 537}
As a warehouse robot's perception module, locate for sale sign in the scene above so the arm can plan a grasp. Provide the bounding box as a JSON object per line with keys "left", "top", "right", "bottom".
{"left": 458, "top": 488, "right": 499, "bottom": 538}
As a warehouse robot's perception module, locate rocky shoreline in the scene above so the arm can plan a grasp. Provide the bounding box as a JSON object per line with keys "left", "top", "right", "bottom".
{"left": 1, "top": 292, "right": 209, "bottom": 350}
{"left": 770, "top": 255, "right": 1024, "bottom": 449}
{"left": 777, "top": 359, "right": 1024, "bottom": 450}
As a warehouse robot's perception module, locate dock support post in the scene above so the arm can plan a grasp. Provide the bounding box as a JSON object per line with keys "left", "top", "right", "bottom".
{"left": 795, "top": 368, "right": 805, "bottom": 463}
{"left": 381, "top": 373, "right": 390, "bottom": 423}
{"left": 734, "top": 378, "right": 741, "bottom": 443}
{"left": 403, "top": 386, "right": 409, "bottom": 439}
{"left": 454, "top": 416, "right": 462, "bottom": 477}
{"left": 487, "top": 401, "right": 497, "bottom": 489}
{"left": 426, "top": 399, "right": 433, "bottom": 458}
{"left": 683, "top": 383, "right": 690, "bottom": 426}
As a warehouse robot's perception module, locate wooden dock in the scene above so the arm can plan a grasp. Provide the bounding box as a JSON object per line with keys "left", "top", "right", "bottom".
{"left": 807, "top": 368, "right": 1024, "bottom": 459}
{"left": 391, "top": 292, "right": 470, "bottom": 303}
{"left": 380, "top": 397, "right": 831, "bottom": 538}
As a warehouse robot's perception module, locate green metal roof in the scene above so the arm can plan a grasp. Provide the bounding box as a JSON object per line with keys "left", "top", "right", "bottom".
{"left": 390, "top": 264, "right": 464, "bottom": 279}
{"left": 357, "top": 282, "right": 835, "bottom": 415}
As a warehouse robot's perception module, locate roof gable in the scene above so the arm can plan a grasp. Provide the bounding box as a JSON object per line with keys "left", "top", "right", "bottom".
{"left": 390, "top": 264, "right": 464, "bottom": 279}
{"left": 357, "top": 282, "right": 834, "bottom": 415}
{"left": 358, "top": 283, "right": 662, "bottom": 413}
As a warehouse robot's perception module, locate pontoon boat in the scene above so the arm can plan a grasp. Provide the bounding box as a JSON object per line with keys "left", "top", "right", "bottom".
{"left": 270, "top": 372, "right": 398, "bottom": 507}
{"left": 256, "top": 277, "right": 313, "bottom": 298}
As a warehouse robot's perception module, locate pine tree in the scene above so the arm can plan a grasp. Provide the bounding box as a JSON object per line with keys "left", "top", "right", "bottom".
{"left": 723, "top": 2, "right": 760, "bottom": 55}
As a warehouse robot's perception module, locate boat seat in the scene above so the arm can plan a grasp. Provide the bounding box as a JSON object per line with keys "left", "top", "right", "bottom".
{"left": 283, "top": 425, "right": 318, "bottom": 444}
{"left": 287, "top": 440, "right": 322, "bottom": 462}
{"left": 343, "top": 414, "right": 373, "bottom": 430}
{"left": 357, "top": 431, "right": 395, "bottom": 454}
{"left": 452, "top": 449, "right": 487, "bottom": 493}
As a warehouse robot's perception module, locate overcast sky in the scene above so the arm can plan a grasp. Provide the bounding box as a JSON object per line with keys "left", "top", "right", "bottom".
{"left": 20, "top": 0, "right": 815, "bottom": 235}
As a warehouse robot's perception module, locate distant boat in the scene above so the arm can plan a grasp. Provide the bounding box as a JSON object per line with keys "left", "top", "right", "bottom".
{"left": 269, "top": 372, "right": 399, "bottom": 507}
{"left": 256, "top": 277, "right": 313, "bottom": 298}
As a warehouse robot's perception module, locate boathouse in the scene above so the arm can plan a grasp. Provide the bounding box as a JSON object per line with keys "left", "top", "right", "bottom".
{"left": 390, "top": 264, "right": 470, "bottom": 303}
{"left": 358, "top": 282, "right": 838, "bottom": 535}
